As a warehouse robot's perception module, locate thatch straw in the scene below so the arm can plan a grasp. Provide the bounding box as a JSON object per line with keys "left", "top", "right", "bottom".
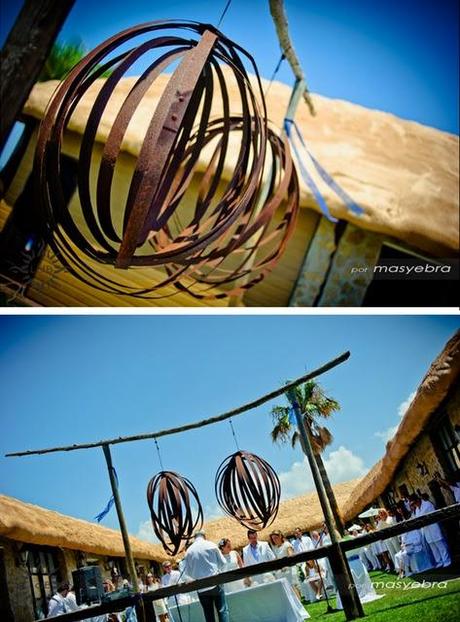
{"left": 202, "top": 478, "right": 361, "bottom": 550}
{"left": 343, "top": 330, "right": 460, "bottom": 522}
{"left": 22, "top": 72, "right": 458, "bottom": 256}
{"left": 0, "top": 494, "right": 168, "bottom": 561}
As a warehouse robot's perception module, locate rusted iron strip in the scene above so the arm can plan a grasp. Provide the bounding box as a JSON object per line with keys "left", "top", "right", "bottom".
{"left": 116, "top": 29, "right": 218, "bottom": 268}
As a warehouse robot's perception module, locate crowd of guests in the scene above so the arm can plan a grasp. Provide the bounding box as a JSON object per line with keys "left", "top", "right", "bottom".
{"left": 48, "top": 480, "right": 458, "bottom": 621}
{"left": 349, "top": 490, "right": 455, "bottom": 579}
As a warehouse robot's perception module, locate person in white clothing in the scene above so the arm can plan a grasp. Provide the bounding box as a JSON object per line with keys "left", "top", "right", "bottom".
{"left": 218, "top": 538, "right": 247, "bottom": 592}
{"left": 411, "top": 494, "right": 451, "bottom": 568}
{"left": 269, "top": 530, "right": 302, "bottom": 599}
{"left": 144, "top": 573, "right": 168, "bottom": 622}
{"left": 48, "top": 583, "right": 72, "bottom": 616}
{"left": 438, "top": 475, "right": 460, "bottom": 504}
{"left": 181, "top": 530, "right": 229, "bottom": 622}
{"left": 161, "top": 559, "right": 187, "bottom": 607}
{"left": 292, "top": 527, "right": 313, "bottom": 554}
{"left": 242, "top": 529, "right": 276, "bottom": 585}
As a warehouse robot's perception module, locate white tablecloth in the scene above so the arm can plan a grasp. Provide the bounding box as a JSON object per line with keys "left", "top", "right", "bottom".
{"left": 335, "top": 555, "right": 384, "bottom": 610}
{"left": 168, "top": 579, "right": 310, "bottom": 622}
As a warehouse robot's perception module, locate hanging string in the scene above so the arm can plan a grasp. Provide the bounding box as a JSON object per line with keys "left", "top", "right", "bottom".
{"left": 229, "top": 418, "right": 240, "bottom": 451}
{"left": 265, "top": 53, "right": 286, "bottom": 98}
{"left": 154, "top": 437, "right": 165, "bottom": 471}
{"left": 217, "top": 0, "right": 233, "bottom": 27}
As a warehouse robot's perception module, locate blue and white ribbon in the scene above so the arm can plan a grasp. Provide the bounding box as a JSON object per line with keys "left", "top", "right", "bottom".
{"left": 94, "top": 468, "right": 118, "bottom": 523}
{"left": 284, "top": 119, "right": 364, "bottom": 222}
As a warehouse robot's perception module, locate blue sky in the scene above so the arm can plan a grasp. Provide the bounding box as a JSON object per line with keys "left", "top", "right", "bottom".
{"left": 1, "top": 315, "right": 458, "bottom": 541}
{"left": 0, "top": 0, "right": 458, "bottom": 134}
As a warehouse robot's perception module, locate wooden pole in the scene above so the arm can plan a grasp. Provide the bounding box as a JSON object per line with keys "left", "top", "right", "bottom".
{"left": 6, "top": 352, "right": 350, "bottom": 458}
{"left": 269, "top": 0, "right": 315, "bottom": 114}
{"left": 0, "top": 0, "right": 76, "bottom": 151}
{"left": 101, "top": 445, "right": 141, "bottom": 599}
{"left": 290, "top": 394, "right": 365, "bottom": 620}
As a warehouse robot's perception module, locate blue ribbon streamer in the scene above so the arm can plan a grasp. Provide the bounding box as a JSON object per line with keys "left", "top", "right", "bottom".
{"left": 284, "top": 119, "right": 364, "bottom": 221}
{"left": 288, "top": 407, "right": 297, "bottom": 425}
{"left": 95, "top": 468, "right": 118, "bottom": 523}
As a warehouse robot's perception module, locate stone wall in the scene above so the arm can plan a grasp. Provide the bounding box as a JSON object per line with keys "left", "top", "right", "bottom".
{"left": 392, "top": 434, "right": 445, "bottom": 497}
{"left": 1, "top": 535, "right": 159, "bottom": 621}
{"left": 0, "top": 537, "right": 35, "bottom": 622}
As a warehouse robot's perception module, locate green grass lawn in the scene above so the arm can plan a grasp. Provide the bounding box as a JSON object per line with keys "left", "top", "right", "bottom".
{"left": 304, "top": 571, "right": 460, "bottom": 622}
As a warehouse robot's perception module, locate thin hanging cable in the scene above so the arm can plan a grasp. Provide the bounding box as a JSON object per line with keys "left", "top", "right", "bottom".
{"left": 217, "top": 0, "right": 233, "bottom": 27}
{"left": 264, "top": 53, "right": 286, "bottom": 98}
{"left": 154, "top": 437, "right": 164, "bottom": 471}
{"left": 229, "top": 418, "right": 240, "bottom": 451}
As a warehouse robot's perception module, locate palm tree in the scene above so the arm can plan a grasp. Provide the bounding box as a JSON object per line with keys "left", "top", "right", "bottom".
{"left": 270, "top": 380, "right": 344, "bottom": 534}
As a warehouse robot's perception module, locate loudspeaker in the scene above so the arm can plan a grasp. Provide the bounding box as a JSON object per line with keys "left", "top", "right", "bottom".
{"left": 72, "top": 565, "right": 104, "bottom": 605}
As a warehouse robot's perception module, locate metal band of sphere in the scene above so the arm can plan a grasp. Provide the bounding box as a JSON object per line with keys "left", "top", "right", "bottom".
{"left": 215, "top": 450, "right": 281, "bottom": 530}
{"left": 35, "top": 20, "right": 299, "bottom": 299}
{"left": 146, "top": 470, "right": 203, "bottom": 556}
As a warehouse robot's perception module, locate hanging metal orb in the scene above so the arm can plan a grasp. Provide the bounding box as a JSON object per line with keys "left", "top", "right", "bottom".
{"left": 215, "top": 450, "right": 281, "bottom": 530}
{"left": 35, "top": 20, "right": 299, "bottom": 299}
{"left": 147, "top": 470, "right": 203, "bottom": 556}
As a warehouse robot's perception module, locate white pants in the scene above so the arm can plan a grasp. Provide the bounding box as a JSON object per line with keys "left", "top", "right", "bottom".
{"left": 394, "top": 550, "right": 408, "bottom": 574}
{"left": 427, "top": 539, "right": 451, "bottom": 567}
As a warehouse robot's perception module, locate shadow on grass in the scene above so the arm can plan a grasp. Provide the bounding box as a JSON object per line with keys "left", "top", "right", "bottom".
{"left": 362, "top": 588, "right": 460, "bottom": 616}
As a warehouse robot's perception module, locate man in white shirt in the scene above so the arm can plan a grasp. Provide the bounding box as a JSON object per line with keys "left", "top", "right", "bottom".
{"left": 242, "top": 529, "right": 276, "bottom": 585}
{"left": 181, "top": 530, "right": 229, "bottom": 622}
{"left": 292, "top": 527, "right": 313, "bottom": 554}
{"left": 47, "top": 582, "right": 71, "bottom": 616}
{"left": 160, "top": 560, "right": 186, "bottom": 607}
{"left": 411, "top": 494, "right": 451, "bottom": 568}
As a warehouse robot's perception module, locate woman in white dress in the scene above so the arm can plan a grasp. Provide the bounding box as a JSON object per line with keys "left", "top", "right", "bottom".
{"left": 144, "top": 573, "right": 168, "bottom": 622}
{"left": 218, "top": 538, "right": 247, "bottom": 593}
{"left": 269, "top": 530, "right": 302, "bottom": 600}
{"left": 376, "top": 509, "right": 399, "bottom": 569}
{"left": 305, "top": 560, "right": 326, "bottom": 600}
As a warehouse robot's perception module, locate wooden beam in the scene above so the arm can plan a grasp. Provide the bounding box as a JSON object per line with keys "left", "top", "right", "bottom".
{"left": 0, "top": 0, "right": 76, "bottom": 151}
{"left": 5, "top": 351, "right": 350, "bottom": 457}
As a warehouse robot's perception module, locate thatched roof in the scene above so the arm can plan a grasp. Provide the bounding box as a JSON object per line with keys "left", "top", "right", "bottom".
{"left": 23, "top": 71, "right": 459, "bottom": 256}
{"left": 202, "top": 478, "right": 361, "bottom": 550}
{"left": 0, "top": 494, "right": 168, "bottom": 561}
{"left": 342, "top": 330, "right": 460, "bottom": 521}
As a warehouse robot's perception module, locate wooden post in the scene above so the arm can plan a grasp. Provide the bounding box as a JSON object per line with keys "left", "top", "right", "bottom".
{"left": 290, "top": 395, "right": 365, "bottom": 619}
{"left": 101, "top": 446, "right": 143, "bottom": 601}
{"left": 0, "top": 0, "right": 76, "bottom": 151}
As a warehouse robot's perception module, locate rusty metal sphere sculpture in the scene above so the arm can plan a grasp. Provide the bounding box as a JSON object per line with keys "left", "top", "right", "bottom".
{"left": 215, "top": 450, "right": 281, "bottom": 530}
{"left": 35, "top": 20, "right": 299, "bottom": 299}
{"left": 147, "top": 470, "right": 203, "bottom": 556}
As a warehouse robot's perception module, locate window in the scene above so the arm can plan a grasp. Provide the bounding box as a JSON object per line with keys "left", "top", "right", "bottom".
{"left": 434, "top": 417, "right": 460, "bottom": 475}
{"left": 25, "top": 546, "right": 61, "bottom": 619}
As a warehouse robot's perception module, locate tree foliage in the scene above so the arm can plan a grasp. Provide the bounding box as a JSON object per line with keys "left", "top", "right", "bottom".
{"left": 270, "top": 380, "right": 339, "bottom": 454}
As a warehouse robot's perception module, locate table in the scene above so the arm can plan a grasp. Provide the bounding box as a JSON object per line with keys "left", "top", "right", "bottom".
{"left": 168, "top": 579, "right": 310, "bottom": 622}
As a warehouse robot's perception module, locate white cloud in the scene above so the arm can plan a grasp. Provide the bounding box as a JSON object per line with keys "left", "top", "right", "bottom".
{"left": 375, "top": 390, "right": 417, "bottom": 444}
{"left": 374, "top": 425, "right": 399, "bottom": 444}
{"left": 136, "top": 503, "right": 225, "bottom": 543}
{"left": 136, "top": 519, "right": 159, "bottom": 543}
{"left": 204, "top": 503, "right": 225, "bottom": 522}
{"left": 278, "top": 445, "right": 367, "bottom": 500}
{"left": 397, "top": 391, "right": 416, "bottom": 418}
